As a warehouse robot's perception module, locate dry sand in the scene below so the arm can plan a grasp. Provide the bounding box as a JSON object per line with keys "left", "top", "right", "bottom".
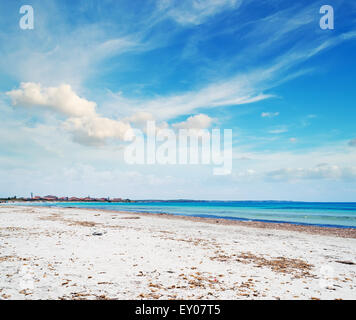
{"left": 0, "top": 205, "right": 355, "bottom": 300}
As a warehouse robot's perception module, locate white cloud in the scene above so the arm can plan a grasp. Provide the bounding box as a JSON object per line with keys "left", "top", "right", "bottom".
{"left": 108, "top": 71, "right": 275, "bottom": 121}
{"left": 6, "top": 82, "right": 97, "bottom": 117}
{"left": 173, "top": 113, "right": 213, "bottom": 129}
{"left": 261, "top": 112, "right": 279, "bottom": 118}
{"left": 106, "top": 31, "right": 356, "bottom": 122}
{"left": 266, "top": 164, "right": 356, "bottom": 182}
{"left": 159, "top": 0, "right": 241, "bottom": 26}
{"left": 268, "top": 126, "right": 288, "bottom": 134}
{"left": 124, "top": 111, "right": 169, "bottom": 134}
{"left": 126, "top": 111, "right": 155, "bottom": 124}
{"left": 63, "top": 116, "right": 131, "bottom": 145}
{"left": 230, "top": 141, "right": 356, "bottom": 184}
{"left": 6, "top": 82, "right": 132, "bottom": 145}
{"left": 0, "top": 30, "right": 142, "bottom": 89}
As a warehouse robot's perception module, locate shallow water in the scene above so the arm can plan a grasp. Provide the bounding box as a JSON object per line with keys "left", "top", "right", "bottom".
{"left": 9, "top": 201, "right": 356, "bottom": 229}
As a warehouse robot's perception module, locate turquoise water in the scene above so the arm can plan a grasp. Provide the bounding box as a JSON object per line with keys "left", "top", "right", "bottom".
{"left": 10, "top": 201, "right": 356, "bottom": 229}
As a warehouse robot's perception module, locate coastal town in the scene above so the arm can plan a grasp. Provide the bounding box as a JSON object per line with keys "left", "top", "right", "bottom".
{"left": 0, "top": 195, "right": 133, "bottom": 203}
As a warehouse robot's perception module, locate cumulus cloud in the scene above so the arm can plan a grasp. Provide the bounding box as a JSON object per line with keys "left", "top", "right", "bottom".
{"left": 6, "top": 82, "right": 131, "bottom": 145}
{"left": 261, "top": 112, "right": 279, "bottom": 118}
{"left": 126, "top": 111, "right": 154, "bottom": 125}
{"left": 124, "top": 111, "right": 169, "bottom": 134}
{"left": 173, "top": 114, "right": 213, "bottom": 129}
{"left": 6, "top": 82, "right": 97, "bottom": 118}
{"left": 63, "top": 116, "right": 132, "bottom": 145}
{"left": 348, "top": 138, "right": 356, "bottom": 147}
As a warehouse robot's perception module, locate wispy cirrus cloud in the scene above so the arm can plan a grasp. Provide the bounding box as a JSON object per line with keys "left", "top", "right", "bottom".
{"left": 158, "top": 0, "right": 242, "bottom": 26}
{"left": 0, "top": 10, "right": 144, "bottom": 88}
{"left": 105, "top": 28, "right": 356, "bottom": 122}
{"left": 261, "top": 112, "right": 279, "bottom": 118}
{"left": 268, "top": 126, "right": 288, "bottom": 134}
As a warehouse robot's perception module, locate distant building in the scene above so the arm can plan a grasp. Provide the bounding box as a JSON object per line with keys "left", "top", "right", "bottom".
{"left": 42, "top": 195, "right": 58, "bottom": 201}
{"left": 69, "top": 197, "right": 80, "bottom": 201}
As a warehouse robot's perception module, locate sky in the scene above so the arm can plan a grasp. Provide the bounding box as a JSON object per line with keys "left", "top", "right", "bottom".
{"left": 0, "top": 0, "right": 356, "bottom": 201}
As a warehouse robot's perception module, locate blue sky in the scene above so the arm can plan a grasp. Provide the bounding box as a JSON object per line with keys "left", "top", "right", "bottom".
{"left": 1, "top": 0, "right": 356, "bottom": 201}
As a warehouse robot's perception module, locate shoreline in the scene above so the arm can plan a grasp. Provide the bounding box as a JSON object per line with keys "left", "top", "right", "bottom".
{"left": 3, "top": 201, "right": 356, "bottom": 231}
{"left": 15, "top": 204, "right": 356, "bottom": 239}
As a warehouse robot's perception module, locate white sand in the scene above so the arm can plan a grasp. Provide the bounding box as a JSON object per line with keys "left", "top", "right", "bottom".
{"left": 0, "top": 205, "right": 355, "bottom": 300}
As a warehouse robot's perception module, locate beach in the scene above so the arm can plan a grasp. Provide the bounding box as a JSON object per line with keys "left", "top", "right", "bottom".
{"left": 0, "top": 205, "right": 355, "bottom": 300}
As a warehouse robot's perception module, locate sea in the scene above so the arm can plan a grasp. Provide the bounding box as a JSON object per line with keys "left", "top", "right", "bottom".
{"left": 9, "top": 201, "right": 356, "bottom": 229}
